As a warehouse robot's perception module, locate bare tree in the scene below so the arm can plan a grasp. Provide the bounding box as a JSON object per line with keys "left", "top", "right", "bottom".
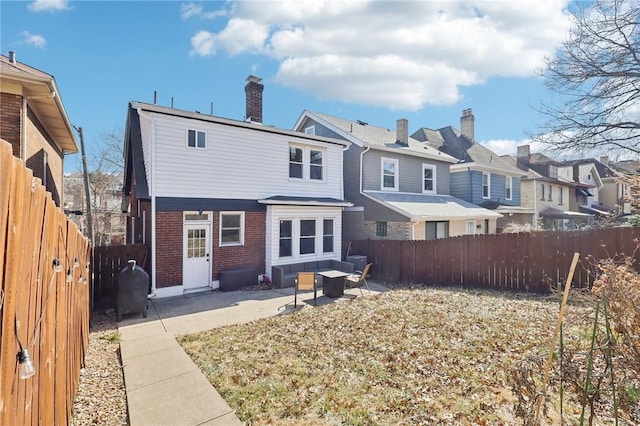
{"left": 535, "top": 0, "right": 640, "bottom": 155}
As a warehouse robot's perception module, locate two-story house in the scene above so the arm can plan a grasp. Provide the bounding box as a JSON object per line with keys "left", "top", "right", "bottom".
{"left": 122, "top": 76, "right": 351, "bottom": 298}
{"left": 412, "top": 109, "right": 533, "bottom": 231}
{"left": 293, "top": 111, "right": 502, "bottom": 241}
{"left": 1, "top": 51, "right": 78, "bottom": 206}
{"left": 560, "top": 157, "right": 631, "bottom": 217}
{"left": 503, "top": 145, "right": 594, "bottom": 230}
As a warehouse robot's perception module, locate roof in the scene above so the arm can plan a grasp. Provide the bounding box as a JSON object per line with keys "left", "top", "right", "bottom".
{"left": 0, "top": 54, "right": 78, "bottom": 153}
{"left": 123, "top": 105, "right": 149, "bottom": 199}
{"left": 562, "top": 158, "right": 618, "bottom": 179}
{"left": 363, "top": 191, "right": 502, "bottom": 220}
{"left": 413, "top": 126, "right": 525, "bottom": 176}
{"left": 300, "top": 110, "right": 458, "bottom": 164}
{"left": 540, "top": 207, "right": 593, "bottom": 219}
{"left": 258, "top": 195, "right": 352, "bottom": 207}
{"left": 131, "top": 102, "right": 350, "bottom": 148}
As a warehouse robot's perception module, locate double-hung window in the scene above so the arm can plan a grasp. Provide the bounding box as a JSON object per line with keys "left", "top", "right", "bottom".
{"left": 422, "top": 164, "right": 436, "bottom": 193}
{"left": 548, "top": 185, "right": 553, "bottom": 201}
{"left": 558, "top": 187, "right": 564, "bottom": 205}
{"left": 505, "top": 176, "right": 512, "bottom": 200}
{"left": 323, "top": 219, "right": 334, "bottom": 253}
{"left": 219, "top": 212, "right": 244, "bottom": 246}
{"left": 299, "top": 219, "right": 316, "bottom": 255}
{"left": 540, "top": 184, "right": 546, "bottom": 201}
{"left": 466, "top": 220, "right": 476, "bottom": 235}
{"left": 381, "top": 158, "right": 399, "bottom": 191}
{"left": 279, "top": 220, "right": 293, "bottom": 257}
{"left": 482, "top": 173, "right": 490, "bottom": 198}
{"left": 289, "top": 147, "right": 303, "bottom": 178}
{"left": 187, "top": 129, "right": 206, "bottom": 149}
{"left": 426, "top": 221, "right": 449, "bottom": 240}
{"left": 289, "top": 145, "right": 324, "bottom": 181}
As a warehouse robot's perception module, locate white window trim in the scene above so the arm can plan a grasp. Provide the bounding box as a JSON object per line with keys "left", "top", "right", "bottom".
{"left": 422, "top": 164, "right": 437, "bottom": 194}
{"left": 288, "top": 143, "right": 326, "bottom": 182}
{"left": 322, "top": 218, "right": 335, "bottom": 254}
{"left": 305, "top": 125, "right": 316, "bottom": 135}
{"left": 466, "top": 220, "right": 476, "bottom": 235}
{"left": 482, "top": 172, "right": 490, "bottom": 199}
{"left": 381, "top": 157, "right": 399, "bottom": 191}
{"left": 505, "top": 176, "right": 513, "bottom": 200}
{"left": 219, "top": 211, "right": 245, "bottom": 247}
{"left": 278, "top": 218, "right": 294, "bottom": 259}
{"left": 186, "top": 129, "right": 207, "bottom": 149}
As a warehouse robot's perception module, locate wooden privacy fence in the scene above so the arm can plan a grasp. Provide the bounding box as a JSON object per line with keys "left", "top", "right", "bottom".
{"left": 349, "top": 227, "right": 640, "bottom": 293}
{"left": 0, "top": 141, "right": 91, "bottom": 425}
{"left": 93, "top": 243, "right": 148, "bottom": 309}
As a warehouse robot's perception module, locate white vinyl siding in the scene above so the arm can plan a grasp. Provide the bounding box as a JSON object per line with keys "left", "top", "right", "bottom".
{"left": 149, "top": 113, "right": 343, "bottom": 199}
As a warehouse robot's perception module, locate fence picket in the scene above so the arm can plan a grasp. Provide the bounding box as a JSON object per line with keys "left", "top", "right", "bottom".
{"left": 347, "top": 226, "right": 640, "bottom": 292}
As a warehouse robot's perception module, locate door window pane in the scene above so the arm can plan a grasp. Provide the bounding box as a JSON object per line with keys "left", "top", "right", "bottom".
{"left": 187, "top": 228, "right": 207, "bottom": 258}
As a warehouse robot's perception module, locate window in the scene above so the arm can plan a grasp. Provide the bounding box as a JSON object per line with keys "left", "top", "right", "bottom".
{"left": 484, "top": 219, "right": 489, "bottom": 235}
{"left": 300, "top": 219, "right": 316, "bottom": 255}
{"left": 540, "top": 184, "right": 546, "bottom": 200}
{"left": 187, "top": 229, "right": 206, "bottom": 258}
{"left": 187, "top": 129, "right": 206, "bottom": 148}
{"left": 423, "top": 164, "right": 436, "bottom": 193}
{"left": 305, "top": 125, "right": 315, "bottom": 135}
{"left": 426, "top": 221, "right": 449, "bottom": 240}
{"left": 219, "top": 212, "right": 244, "bottom": 246}
{"left": 559, "top": 187, "right": 564, "bottom": 205}
{"left": 548, "top": 185, "right": 553, "bottom": 201}
{"left": 310, "top": 150, "right": 323, "bottom": 180}
{"left": 289, "top": 145, "right": 325, "bottom": 181}
{"left": 279, "top": 220, "right": 292, "bottom": 258}
{"left": 381, "top": 158, "right": 398, "bottom": 190}
{"left": 587, "top": 173, "right": 592, "bottom": 181}
{"left": 466, "top": 220, "right": 476, "bottom": 235}
{"left": 376, "top": 221, "right": 387, "bottom": 237}
{"left": 482, "top": 173, "right": 490, "bottom": 198}
{"left": 323, "top": 219, "right": 334, "bottom": 253}
{"left": 289, "top": 147, "right": 303, "bottom": 178}
{"left": 505, "top": 176, "right": 512, "bottom": 200}
{"left": 549, "top": 165, "right": 558, "bottom": 178}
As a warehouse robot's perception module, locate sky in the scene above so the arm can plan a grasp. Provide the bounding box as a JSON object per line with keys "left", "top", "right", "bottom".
{"left": 2, "top": 0, "right": 576, "bottom": 172}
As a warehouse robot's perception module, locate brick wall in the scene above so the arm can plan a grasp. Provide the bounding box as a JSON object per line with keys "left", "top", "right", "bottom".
{"left": 212, "top": 211, "right": 265, "bottom": 278}
{"left": 0, "top": 92, "right": 22, "bottom": 157}
{"left": 25, "top": 107, "right": 63, "bottom": 206}
{"left": 155, "top": 211, "right": 183, "bottom": 288}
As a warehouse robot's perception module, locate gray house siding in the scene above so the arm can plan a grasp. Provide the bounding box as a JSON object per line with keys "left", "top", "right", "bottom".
{"left": 362, "top": 149, "right": 450, "bottom": 194}
{"left": 300, "top": 118, "right": 343, "bottom": 140}
{"left": 452, "top": 170, "right": 521, "bottom": 206}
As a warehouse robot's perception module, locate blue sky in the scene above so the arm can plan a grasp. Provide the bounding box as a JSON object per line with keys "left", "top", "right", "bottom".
{"left": 1, "top": 0, "right": 574, "bottom": 171}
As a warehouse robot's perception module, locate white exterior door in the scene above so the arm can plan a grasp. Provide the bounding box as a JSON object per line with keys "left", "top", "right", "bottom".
{"left": 183, "top": 223, "right": 211, "bottom": 290}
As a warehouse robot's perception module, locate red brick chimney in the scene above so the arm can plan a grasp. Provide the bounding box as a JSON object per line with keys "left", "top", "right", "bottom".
{"left": 245, "top": 75, "right": 263, "bottom": 123}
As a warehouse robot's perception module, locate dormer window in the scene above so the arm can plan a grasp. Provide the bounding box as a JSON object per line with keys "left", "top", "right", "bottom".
{"left": 549, "top": 165, "right": 558, "bottom": 178}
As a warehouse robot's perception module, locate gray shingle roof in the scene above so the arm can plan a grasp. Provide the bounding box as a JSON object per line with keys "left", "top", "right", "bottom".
{"left": 310, "top": 111, "right": 457, "bottom": 163}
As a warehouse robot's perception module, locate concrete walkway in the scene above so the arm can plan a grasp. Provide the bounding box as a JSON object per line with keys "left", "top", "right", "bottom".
{"left": 118, "top": 282, "right": 387, "bottom": 426}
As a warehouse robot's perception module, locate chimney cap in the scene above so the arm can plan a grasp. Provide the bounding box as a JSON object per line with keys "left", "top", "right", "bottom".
{"left": 462, "top": 108, "right": 473, "bottom": 117}
{"left": 8, "top": 50, "right": 16, "bottom": 64}
{"left": 246, "top": 75, "right": 262, "bottom": 84}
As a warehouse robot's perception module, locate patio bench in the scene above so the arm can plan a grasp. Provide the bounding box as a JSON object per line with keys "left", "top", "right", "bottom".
{"left": 271, "top": 260, "right": 354, "bottom": 288}
{"left": 219, "top": 267, "right": 259, "bottom": 291}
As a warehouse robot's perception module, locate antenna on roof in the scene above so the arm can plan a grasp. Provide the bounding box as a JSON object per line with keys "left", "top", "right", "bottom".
{"left": 356, "top": 120, "right": 368, "bottom": 126}
{"left": 171, "top": 97, "right": 174, "bottom": 108}
{"left": 153, "top": 91, "right": 157, "bottom": 105}
{"left": 210, "top": 101, "right": 213, "bottom": 115}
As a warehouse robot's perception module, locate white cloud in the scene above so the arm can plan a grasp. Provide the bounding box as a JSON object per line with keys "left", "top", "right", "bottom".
{"left": 190, "top": 30, "right": 215, "bottom": 56}
{"left": 181, "top": 2, "right": 202, "bottom": 20}
{"left": 20, "top": 31, "right": 47, "bottom": 48}
{"left": 28, "top": 0, "right": 70, "bottom": 12}
{"left": 189, "top": 0, "right": 571, "bottom": 109}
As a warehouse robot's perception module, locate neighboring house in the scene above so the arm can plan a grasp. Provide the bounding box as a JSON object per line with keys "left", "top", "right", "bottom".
{"left": 558, "top": 157, "right": 631, "bottom": 217}
{"left": 412, "top": 109, "right": 534, "bottom": 231}
{"left": 64, "top": 172, "right": 126, "bottom": 246}
{"left": 293, "top": 111, "right": 502, "bottom": 241}
{"left": 0, "top": 51, "right": 78, "bottom": 206}
{"left": 503, "top": 145, "right": 594, "bottom": 230}
{"left": 122, "top": 76, "right": 351, "bottom": 298}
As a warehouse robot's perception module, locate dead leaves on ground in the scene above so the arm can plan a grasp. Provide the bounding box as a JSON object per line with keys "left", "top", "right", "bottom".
{"left": 178, "top": 288, "right": 595, "bottom": 425}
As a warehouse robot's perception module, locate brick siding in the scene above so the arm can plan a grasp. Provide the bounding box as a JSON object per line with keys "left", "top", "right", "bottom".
{"left": 0, "top": 92, "right": 22, "bottom": 157}
{"left": 155, "top": 211, "right": 183, "bottom": 288}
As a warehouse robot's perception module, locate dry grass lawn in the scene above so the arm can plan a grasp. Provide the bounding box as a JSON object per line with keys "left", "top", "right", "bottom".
{"left": 178, "top": 287, "right": 609, "bottom": 425}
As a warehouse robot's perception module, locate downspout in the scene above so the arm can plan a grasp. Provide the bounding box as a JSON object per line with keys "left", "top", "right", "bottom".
{"left": 359, "top": 146, "right": 371, "bottom": 196}
{"left": 533, "top": 179, "right": 538, "bottom": 225}
{"left": 140, "top": 108, "right": 157, "bottom": 299}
